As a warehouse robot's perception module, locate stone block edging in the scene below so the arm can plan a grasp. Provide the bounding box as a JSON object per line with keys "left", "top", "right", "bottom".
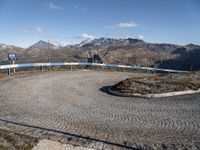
{"left": 108, "top": 87, "right": 200, "bottom": 98}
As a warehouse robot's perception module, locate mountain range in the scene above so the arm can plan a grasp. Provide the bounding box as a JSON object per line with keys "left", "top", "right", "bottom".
{"left": 0, "top": 38, "right": 200, "bottom": 71}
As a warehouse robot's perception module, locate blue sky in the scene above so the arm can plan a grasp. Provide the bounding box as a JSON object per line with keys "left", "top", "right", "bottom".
{"left": 0, "top": 0, "right": 200, "bottom": 47}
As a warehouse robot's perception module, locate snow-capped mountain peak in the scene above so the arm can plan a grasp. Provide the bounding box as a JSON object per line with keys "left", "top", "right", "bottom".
{"left": 77, "top": 37, "right": 144, "bottom": 47}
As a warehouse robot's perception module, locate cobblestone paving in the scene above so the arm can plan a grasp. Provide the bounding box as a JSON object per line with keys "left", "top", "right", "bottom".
{"left": 0, "top": 70, "right": 200, "bottom": 149}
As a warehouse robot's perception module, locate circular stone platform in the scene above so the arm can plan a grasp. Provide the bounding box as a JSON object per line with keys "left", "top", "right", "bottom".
{"left": 0, "top": 70, "right": 200, "bottom": 149}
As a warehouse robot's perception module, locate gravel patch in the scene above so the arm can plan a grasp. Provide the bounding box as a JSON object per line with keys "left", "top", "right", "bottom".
{"left": 33, "top": 139, "right": 95, "bottom": 150}
{"left": 0, "top": 70, "right": 199, "bottom": 149}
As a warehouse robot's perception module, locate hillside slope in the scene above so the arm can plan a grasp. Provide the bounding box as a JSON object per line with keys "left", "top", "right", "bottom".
{"left": 0, "top": 39, "right": 200, "bottom": 71}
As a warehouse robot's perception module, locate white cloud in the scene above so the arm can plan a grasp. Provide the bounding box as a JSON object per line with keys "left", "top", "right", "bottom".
{"left": 117, "top": 21, "right": 138, "bottom": 28}
{"left": 107, "top": 21, "right": 139, "bottom": 29}
{"left": 48, "top": 2, "right": 63, "bottom": 10}
{"left": 57, "top": 41, "right": 75, "bottom": 47}
{"left": 20, "top": 28, "right": 31, "bottom": 34}
{"left": 138, "top": 34, "right": 144, "bottom": 40}
{"left": 20, "top": 27, "right": 43, "bottom": 34}
{"left": 78, "top": 33, "right": 96, "bottom": 40}
{"left": 35, "top": 27, "right": 43, "bottom": 33}
{"left": 20, "top": 27, "right": 56, "bottom": 39}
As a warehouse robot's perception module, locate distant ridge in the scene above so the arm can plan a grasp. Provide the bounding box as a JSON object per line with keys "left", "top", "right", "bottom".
{"left": 77, "top": 37, "right": 144, "bottom": 47}
{"left": 0, "top": 44, "right": 25, "bottom": 62}
{"left": 28, "top": 40, "right": 56, "bottom": 50}
{"left": 0, "top": 38, "right": 200, "bottom": 71}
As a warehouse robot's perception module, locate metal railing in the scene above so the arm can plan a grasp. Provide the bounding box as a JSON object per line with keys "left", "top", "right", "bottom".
{"left": 0, "top": 62, "right": 189, "bottom": 74}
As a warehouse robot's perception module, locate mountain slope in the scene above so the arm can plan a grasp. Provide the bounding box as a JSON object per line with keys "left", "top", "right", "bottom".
{"left": 0, "top": 44, "right": 25, "bottom": 64}
{"left": 76, "top": 38, "right": 182, "bottom": 67}
{"left": 19, "top": 40, "right": 57, "bottom": 62}
{"left": 158, "top": 44, "right": 200, "bottom": 71}
{"left": 78, "top": 37, "right": 144, "bottom": 47}
{"left": 0, "top": 39, "right": 200, "bottom": 71}
{"left": 28, "top": 40, "right": 56, "bottom": 50}
{"left": 19, "top": 40, "right": 81, "bottom": 63}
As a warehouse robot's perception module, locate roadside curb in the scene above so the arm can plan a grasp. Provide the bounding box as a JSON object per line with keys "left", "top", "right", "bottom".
{"left": 108, "top": 87, "right": 200, "bottom": 98}
{"left": 0, "top": 119, "right": 135, "bottom": 150}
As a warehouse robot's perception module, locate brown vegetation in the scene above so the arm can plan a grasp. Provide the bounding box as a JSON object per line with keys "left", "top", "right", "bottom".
{"left": 111, "top": 72, "right": 200, "bottom": 94}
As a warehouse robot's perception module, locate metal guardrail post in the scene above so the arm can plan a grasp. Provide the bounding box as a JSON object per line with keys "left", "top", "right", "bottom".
{"left": 12, "top": 61, "right": 16, "bottom": 74}
{"left": 8, "top": 68, "right": 10, "bottom": 75}
{"left": 41, "top": 66, "right": 44, "bottom": 71}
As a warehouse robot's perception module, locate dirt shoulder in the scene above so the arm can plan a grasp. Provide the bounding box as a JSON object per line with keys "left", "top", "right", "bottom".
{"left": 111, "top": 72, "right": 200, "bottom": 94}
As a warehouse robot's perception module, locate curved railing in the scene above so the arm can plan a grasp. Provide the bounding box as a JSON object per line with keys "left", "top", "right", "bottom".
{"left": 0, "top": 62, "right": 189, "bottom": 73}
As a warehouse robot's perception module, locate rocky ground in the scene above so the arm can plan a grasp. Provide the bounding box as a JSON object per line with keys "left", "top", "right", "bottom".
{"left": 0, "top": 128, "right": 95, "bottom": 150}
{"left": 0, "top": 129, "right": 37, "bottom": 150}
{"left": 111, "top": 72, "right": 200, "bottom": 94}
{"left": 33, "top": 139, "right": 95, "bottom": 150}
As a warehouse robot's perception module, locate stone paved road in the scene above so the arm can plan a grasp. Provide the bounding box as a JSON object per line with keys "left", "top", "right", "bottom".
{"left": 0, "top": 70, "right": 200, "bottom": 149}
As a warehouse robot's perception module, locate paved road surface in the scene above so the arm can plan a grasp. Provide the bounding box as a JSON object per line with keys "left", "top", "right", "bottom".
{"left": 0, "top": 70, "right": 200, "bottom": 149}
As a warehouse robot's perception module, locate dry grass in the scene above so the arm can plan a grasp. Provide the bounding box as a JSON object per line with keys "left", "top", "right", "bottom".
{"left": 0, "top": 71, "right": 41, "bottom": 80}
